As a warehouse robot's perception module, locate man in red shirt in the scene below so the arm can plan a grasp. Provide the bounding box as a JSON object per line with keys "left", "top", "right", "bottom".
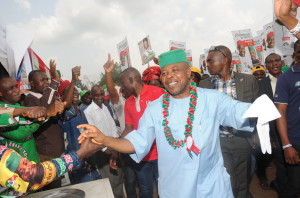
{"left": 120, "top": 67, "right": 163, "bottom": 198}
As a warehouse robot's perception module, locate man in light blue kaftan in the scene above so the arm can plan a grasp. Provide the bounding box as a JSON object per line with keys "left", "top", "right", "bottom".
{"left": 77, "top": 49, "right": 256, "bottom": 198}
{"left": 125, "top": 87, "right": 254, "bottom": 198}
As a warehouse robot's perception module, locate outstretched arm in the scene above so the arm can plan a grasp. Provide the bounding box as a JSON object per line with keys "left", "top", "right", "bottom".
{"left": 77, "top": 124, "right": 135, "bottom": 153}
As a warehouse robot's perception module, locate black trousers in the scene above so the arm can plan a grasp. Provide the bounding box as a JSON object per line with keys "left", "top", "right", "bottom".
{"left": 280, "top": 144, "right": 300, "bottom": 198}
{"left": 220, "top": 136, "right": 252, "bottom": 198}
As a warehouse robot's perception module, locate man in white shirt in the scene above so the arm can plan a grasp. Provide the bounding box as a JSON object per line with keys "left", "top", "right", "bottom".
{"left": 84, "top": 85, "right": 124, "bottom": 198}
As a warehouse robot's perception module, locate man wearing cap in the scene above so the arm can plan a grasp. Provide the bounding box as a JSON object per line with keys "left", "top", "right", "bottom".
{"left": 79, "top": 90, "right": 92, "bottom": 111}
{"left": 235, "top": 64, "right": 242, "bottom": 73}
{"left": 200, "top": 45, "right": 259, "bottom": 198}
{"left": 0, "top": 137, "right": 101, "bottom": 195}
{"left": 190, "top": 67, "right": 201, "bottom": 87}
{"left": 267, "top": 32, "right": 275, "bottom": 49}
{"left": 77, "top": 49, "right": 257, "bottom": 198}
{"left": 252, "top": 65, "right": 266, "bottom": 81}
{"left": 248, "top": 46, "right": 260, "bottom": 65}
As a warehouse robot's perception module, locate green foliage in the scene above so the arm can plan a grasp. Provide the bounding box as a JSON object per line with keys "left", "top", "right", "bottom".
{"left": 75, "top": 79, "right": 88, "bottom": 90}
{"left": 99, "top": 62, "right": 122, "bottom": 87}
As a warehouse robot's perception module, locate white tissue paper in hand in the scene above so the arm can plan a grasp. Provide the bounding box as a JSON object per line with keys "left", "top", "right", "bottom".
{"left": 243, "top": 94, "right": 281, "bottom": 154}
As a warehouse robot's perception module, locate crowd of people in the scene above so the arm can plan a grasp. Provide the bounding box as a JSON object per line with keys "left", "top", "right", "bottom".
{"left": 0, "top": 0, "right": 300, "bottom": 197}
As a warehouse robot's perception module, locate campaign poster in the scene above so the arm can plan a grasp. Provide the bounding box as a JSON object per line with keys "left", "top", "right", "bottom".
{"left": 232, "top": 29, "right": 255, "bottom": 74}
{"left": 16, "top": 63, "right": 30, "bottom": 94}
{"left": 138, "top": 35, "right": 155, "bottom": 65}
{"left": 273, "top": 21, "right": 296, "bottom": 66}
{"left": 199, "top": 54, "right": 206, "bottom": 74}
{"left": 185, "top": 50, "right": 192, "bottom": 66}
{"left": 253, "top": 36, "right": 264, "bottom": 65}
{"left": 262, "top": 22, "right": 275, "bottom": 58}
{"left": 117, "top": 37, "right": 132, "bottom": 71}
{"left": 0, "top": 148, "right": 56, "bottom": 194}
{"left": 231, "top": 52, "right": 242, "bottom": 73}
{"left": 203, "top": 49, "right": 210, "bottom": 75}
{"left": 169, "top": 40, "right": 186, "bottom": 50}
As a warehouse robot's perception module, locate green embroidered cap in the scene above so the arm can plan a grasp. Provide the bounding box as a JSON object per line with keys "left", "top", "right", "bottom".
{"left": 6, "top": 152, "right": 22, "bottom": 172}
{"left": 158, "top": 49, "right": 189, "bottom": 69}
{"left": 248, "top": 46, "right": 255, "bottom": 51}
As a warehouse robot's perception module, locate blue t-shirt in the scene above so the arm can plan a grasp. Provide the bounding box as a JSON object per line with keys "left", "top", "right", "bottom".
{"left": 274, "top": 63, "right": 300, "bottom": 145}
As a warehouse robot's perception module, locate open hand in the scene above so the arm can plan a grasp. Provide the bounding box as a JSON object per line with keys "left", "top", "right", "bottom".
{"left": 50, "top": 59, "right": 60, "bottom": 81}
{"left": 103, "top": 54, "right": 114, "bottom": 73}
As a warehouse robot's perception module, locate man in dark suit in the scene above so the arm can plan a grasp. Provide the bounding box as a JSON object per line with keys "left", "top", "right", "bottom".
{"left": 200, "top": 45, "right": 259, "bottom": 198}
{"left": 258, "top": 53, "right": 286, "bottom": 194}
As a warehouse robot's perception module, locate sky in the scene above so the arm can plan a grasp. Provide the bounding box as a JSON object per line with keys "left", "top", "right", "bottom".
{"left": 0, "top": 0, "right": 274, "bottom": 83}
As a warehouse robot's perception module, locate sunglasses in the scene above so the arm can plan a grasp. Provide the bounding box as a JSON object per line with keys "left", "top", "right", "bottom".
{"left": 209, "top": 46, "right": 227, "bottom": 58}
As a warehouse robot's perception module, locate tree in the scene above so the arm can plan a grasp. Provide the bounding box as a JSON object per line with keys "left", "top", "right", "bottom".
{"left": 99, "top": 62, "right": 122, "bottom": 87}
{"left": 75, "top": 79, "right": 88, "bottom": 90}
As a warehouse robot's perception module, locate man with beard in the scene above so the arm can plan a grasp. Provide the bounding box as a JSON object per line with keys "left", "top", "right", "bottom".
{"left": 77, "top": 49, "right": 261, "bottom": 198}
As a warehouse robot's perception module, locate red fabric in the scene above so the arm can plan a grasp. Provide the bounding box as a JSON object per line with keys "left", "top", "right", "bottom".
{"left": 28, "top": 48, "right": 50, "bottom": 74}
{"left": 237, "top": 40, "right": 245, "bottom": 46}
{"left": 125, "top": 85, "right": 163, "bottom": 161}
{"left": 293, "top": 0, "right": 300, "bottom": 7}
{"left": 120, "top": 48, "right": 129, "bottom": 56}
{"left": 104, "top": 95, "right": 110, "bottom": 100}
{"left": 58, "top": 80, "right": 71, "bottom": 96}
{"left": 142, "top": 66, "right": 161, "bottom": 84}
{"left": 267, "top": 32, "right": 274, "bottom": 38}
{"left": 28, "top": 48, "right": 64, "bottom": 85}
